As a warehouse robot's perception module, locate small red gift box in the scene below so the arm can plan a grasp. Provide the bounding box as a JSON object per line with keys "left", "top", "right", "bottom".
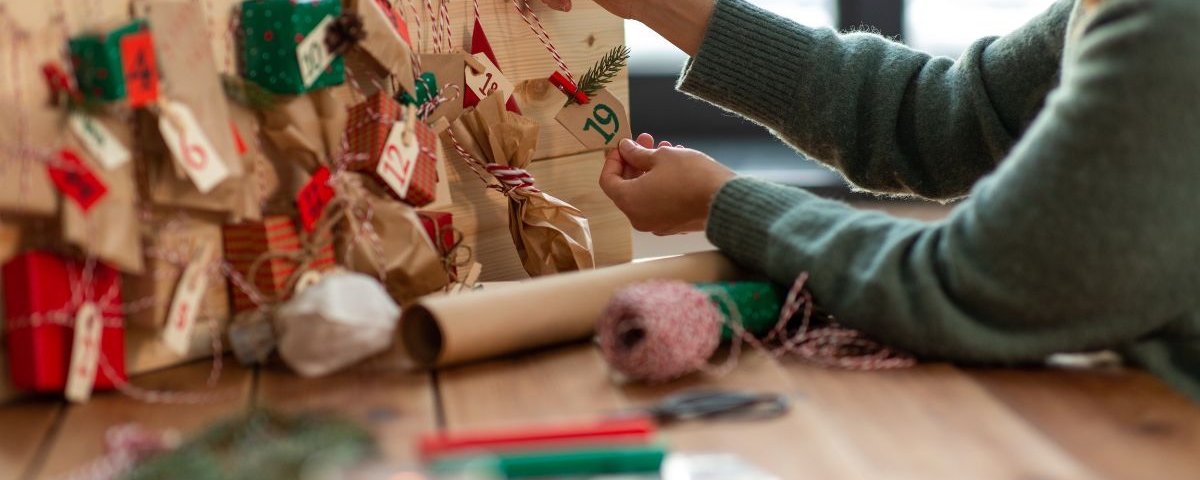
{"left": 3, "top": 251, "right": 126, "bottom": 393}
{"left": 223, "top": 216, "right": 336, "bottom": 313}
{"left": 418, "top": 211, "right": 457, "bottom": 278}
{"left": 344, "top": 92, "right": 403, "bottom": 171}
{"left": 396, "top": 120, "right": 441, "bottom": 208}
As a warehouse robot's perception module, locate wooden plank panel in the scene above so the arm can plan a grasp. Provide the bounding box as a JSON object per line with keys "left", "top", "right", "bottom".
{"left": 256, "top": 356, "right": 439, "bottom": 466}
{"left": 33, "top": 359, "right": 252, "bottom": 479}
{"left": 0, "top": 401, "right": 62, "bottom": 480}
{"left": 782, "top": 362, "right": 1099, "bottom": 480}
{"left": 972, "top": 368, "right": 1200, "bottom": 480}
{"left": 407, "top": 0, "right": 629, "bottom": 161}
{"left": 443, "top": 150, "right": 632, "bottom": 281}
{"left": 437, "top": 344, "right": 868, "bottom": 478}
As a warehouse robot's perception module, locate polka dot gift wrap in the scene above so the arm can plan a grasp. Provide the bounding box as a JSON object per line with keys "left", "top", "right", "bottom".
{"left": 240, "top": 0, "right": 346, "bottom": 95}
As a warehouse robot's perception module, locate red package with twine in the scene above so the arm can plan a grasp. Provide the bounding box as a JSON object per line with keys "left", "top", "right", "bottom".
{"left": 418, "top": 211, "right": 457, "bottom": 278}
{"left": 223, "top": 216, "right": 336, "bottom": 313}
{"left": 343, "top": 92, "right": 403, "bottom": 171}
{"left": 3, "top": 251, "right": 126, "bottom": 393}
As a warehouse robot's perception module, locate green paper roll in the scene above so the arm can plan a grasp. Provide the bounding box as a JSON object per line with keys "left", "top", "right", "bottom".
{"left": 695, "top": 282, "right": 785, "bottom": 340}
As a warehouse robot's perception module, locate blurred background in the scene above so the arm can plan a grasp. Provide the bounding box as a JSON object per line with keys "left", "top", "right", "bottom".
{"left": 625, "top": 0, "right": 1058, "bottom": 198}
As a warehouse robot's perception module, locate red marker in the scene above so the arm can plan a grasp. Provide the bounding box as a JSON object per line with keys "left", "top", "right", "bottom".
{"left": 419, "top": 416, "right": 656, "bottom": 460}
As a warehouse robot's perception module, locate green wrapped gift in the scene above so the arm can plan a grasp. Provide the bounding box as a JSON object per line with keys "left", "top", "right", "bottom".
{"left": 241, "top": 0, "right": 346, "bottom": 95}
{"left": 68, "top": 21, "right": 145, "bottom": 102}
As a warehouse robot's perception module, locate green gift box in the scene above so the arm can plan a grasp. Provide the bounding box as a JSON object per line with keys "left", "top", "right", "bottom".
{"left": 240, "top": 0, "right": 346, "bottom": 95}
{"left": 68, "top": 21, "right": 145, "bottom": 102}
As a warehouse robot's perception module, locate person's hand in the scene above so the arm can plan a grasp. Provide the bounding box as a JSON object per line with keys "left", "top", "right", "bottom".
{"left": 600, "top": 133, "right": 736, "bottom": 236}
{"left": 540, "top": 0, "right": 638, "bottom": 19}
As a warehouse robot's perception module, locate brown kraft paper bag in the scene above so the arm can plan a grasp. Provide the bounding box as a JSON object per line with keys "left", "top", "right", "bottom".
{"left": 449, "top": 94, "right": 594, "bottom": 277}
{"left": 60, "top": 124, "right": 145, "bottom": 274}
{"left": 261, "top": 88, "right": 349, "bottom": 174}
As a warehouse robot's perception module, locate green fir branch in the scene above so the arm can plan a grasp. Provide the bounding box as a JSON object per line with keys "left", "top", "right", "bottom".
{"left": 567, "top": 45, "right": 630, "bottom": 106}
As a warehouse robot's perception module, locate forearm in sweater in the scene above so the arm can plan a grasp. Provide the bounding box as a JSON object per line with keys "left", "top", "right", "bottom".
{"left": 678, "top": 0, "right": 1073, "bottom": 200}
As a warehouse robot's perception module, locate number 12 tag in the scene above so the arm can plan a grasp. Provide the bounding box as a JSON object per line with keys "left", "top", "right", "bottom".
{"left": 555, "top": 88, "right": 631, "bottom": 150}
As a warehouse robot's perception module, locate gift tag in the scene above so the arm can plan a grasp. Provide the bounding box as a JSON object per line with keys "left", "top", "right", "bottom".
{"left": 162, "top": 241, "right": 216, "bottom": 355}
{"left": 376, "top": 118, "right": 420, "bottom": 199}
{"left": 296, "top": 15, "right": 337, "bottom": 88}
{"left": 69, "top": 114, "right": 131, "bottom": 170}
{"left": 464, "top": 54, "right": 514, "bottom": 108}
{"left": 48, "top": 149, "right": 109, "bottom": 213}
{"left": 65, "top": 302, "right": 104, "bottom": 403}
{"left": 158, "top": 100, "right": 231, "bottom": 193}
{"left": 119, "top": 30, "right": 159, "bottom": 108}
{"left": 556, "top": 88, "right": 631, "bottom": 150}
{"left": 293, "top": 269, "right": 324, "bottom": 294}
{"left": 297, "top": 167, "right": 335, "bottom": 232}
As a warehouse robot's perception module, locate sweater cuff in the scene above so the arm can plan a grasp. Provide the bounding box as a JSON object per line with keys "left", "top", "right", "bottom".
{"left": 677, "top": 0, "right": 816, "bottom": 128}
{"left": 706, "top": 176, "right": 816, "bottom": 273}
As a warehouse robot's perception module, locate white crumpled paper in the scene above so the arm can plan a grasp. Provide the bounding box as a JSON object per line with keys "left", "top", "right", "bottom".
{"left": 275, "top": 272, "right": 401, "bottom": 377}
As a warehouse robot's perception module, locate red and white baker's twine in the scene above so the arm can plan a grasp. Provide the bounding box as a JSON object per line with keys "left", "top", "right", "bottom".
{"left": 61, "top": 423, "right": 180, "bottom": 480}
{"left": 704, "top": 273, "right": 916, "bottom": 373}
{"left": 511, "top": 0, "right": 575, "bottom": 82}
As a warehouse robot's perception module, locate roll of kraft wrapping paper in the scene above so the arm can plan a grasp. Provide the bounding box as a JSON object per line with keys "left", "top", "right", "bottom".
{"left": 401, "top": 251, "right": 746, "bottom": 367}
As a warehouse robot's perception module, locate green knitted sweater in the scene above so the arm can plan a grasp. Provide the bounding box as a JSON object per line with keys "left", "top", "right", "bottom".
{"left": 681, "top": 0, "right": 1200, "bottom": 401}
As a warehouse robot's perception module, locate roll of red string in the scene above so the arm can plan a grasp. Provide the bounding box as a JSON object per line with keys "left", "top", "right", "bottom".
{"left": 597, "top": 278, "right": 916, "bottom": 383}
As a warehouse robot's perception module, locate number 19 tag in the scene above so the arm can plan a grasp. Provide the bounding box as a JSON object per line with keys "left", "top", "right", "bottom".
{"left": 555, "top": 88, "right": 631, "bottom": 150}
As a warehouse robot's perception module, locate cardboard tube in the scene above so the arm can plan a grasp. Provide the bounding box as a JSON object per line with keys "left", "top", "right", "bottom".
{"left": 401, "top": 251, "right": 746, "bottom": 368}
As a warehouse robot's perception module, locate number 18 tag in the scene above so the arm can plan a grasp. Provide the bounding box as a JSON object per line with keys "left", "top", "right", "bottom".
{"left": 555, "top": 88, "right": 631, "bottom": 150}
{"left": 465, "top": 53, "right": 514, "bottom": 108}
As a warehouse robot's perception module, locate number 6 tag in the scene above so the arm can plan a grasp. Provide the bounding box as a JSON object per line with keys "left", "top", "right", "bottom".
{"left": 555, "top": 88, "right": 631, "bottom": 150}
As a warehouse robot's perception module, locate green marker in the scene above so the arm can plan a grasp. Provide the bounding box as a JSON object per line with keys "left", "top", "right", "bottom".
{"left": 431, "top": 444, "right": 668, "bottom": 478}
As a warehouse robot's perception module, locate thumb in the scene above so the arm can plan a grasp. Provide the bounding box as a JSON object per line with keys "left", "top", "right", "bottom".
{"left": 618, "top": 138, "right": 656, "bottom": 171}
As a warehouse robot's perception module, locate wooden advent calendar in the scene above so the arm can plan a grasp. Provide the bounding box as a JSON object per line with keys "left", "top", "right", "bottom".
{"left": 0, "top": 0, "right": 631, "bottom": 402}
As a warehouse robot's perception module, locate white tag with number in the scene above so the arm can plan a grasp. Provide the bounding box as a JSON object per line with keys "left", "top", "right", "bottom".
{"left": 65, "top": 302, "right": 104, "bottom": 403}
{"left": 162, "top": 241, "right": 215, "bottom": 355}
{"left": 376, "top": 121, "right": 420, "bottom": 198}
{"left": 465, "top": 54, "right": 514, "bottom": 104}
{"left": 296, "top": 15, "right": 337, "bottom": 88}
{"left": 159, "top": 101, "right": 231, "bottom": 193}
{"left": 69, "top": 113, "right": 131, "bottom": 170}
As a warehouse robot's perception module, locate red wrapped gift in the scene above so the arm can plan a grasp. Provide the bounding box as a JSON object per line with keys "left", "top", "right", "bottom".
{"left": 395, "top": 119, "right": 441, "bottom": 207}
{"left": 418, "top": 211, "right": 457, "bottom": 278}
{"left": 223, "top": 216, "right": 336, "bottom": 312}
{"left": 344, "top": 92, "right": 403, "bottom": 171}
{"left": 3, "top": 251, "right": 126, "bottom": 393}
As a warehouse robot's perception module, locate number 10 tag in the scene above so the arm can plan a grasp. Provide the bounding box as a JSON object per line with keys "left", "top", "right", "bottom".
{"left": 555, "top": 88, "right": 631, "bottom": 150}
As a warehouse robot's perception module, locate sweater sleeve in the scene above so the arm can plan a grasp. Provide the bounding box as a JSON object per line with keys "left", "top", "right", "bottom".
{"left": 705, "top": 0, "right": 1200, "bottom": 363}
{"left": 678, "top": 0, "right": 1073, "bottom": 200}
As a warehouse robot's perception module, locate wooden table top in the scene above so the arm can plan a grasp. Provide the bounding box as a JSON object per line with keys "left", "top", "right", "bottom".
{"left": 4, "top": 342, "right": 1199, "bottom": 480}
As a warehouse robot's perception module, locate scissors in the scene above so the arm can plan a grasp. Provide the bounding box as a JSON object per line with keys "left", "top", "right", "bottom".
{"left": 639, "top": 390, "right": 791, "bottom": 425}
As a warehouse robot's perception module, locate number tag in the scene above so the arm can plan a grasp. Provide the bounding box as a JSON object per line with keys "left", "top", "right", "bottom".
{"left": 158, "top": 100, "right": 231, "bottom": 193}
{"left": 65, "top": 302, "right": 104, "bottom": 403}
{"left": 119, "top": 31, "right": 159, "bottom": 108}
{"left": 162, "top": 241, "right": 216, "bottom": 356}
{"left": 376, "top": 118, "right": 420, "bottom": 198}
{"left": 69, "top": 113, "right": 131, "bottom": 170}
{"left": 48, "top": 149, "right": 109, "bottom": 213}
{"left": 465, "top": 54, "right": 514, "bottom": 106}
{"left": 555, "top": 88, "right": 631, "bottom": 150}
{"left": 297, "top": 167, "right": 335, "bottom": 232}
{"left": 296, "top": 15, "right": 337, "bottom": 88}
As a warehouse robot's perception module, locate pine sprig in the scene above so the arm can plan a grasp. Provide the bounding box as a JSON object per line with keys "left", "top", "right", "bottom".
{"left": 567, "top": 45, "right": 630, "bottom": 106}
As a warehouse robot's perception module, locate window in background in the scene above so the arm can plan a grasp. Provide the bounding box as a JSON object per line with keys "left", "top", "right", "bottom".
{"left": 906, "top": 0, "right": 1059, "bottom": 57}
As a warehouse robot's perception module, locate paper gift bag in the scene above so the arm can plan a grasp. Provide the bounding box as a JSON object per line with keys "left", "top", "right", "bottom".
{"left": 60, "top": 118, "right": 144, "bottom": 274}
{"left": 224, "top": 216, "right": 337, "bottom": 312}
{"left": 261, "top": 87, "right": 349, "bottom": 173}
{"left": 450, "top": 94, "right": 595, "bottom": 277}
{"left": 343, "top": 0, "right": 416, "bottom": 97}
{"left": 0, "top": 19, "right": 63, "bottom": 216}
{"left": 3, "top": 251, "right": 126, "bottom": 393}
{"left": 125, "top": 212, "right": 231, "bottom": 329}
{"left": 336, "top": 174, "right": 448, "bottom": 302}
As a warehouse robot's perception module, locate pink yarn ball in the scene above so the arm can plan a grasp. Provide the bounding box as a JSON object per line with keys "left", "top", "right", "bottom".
{"left": 596, "top": 280, "right": 724, "bottom": 383}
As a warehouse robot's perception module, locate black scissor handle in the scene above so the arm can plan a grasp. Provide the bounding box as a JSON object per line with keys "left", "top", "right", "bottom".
{"left": 648, "top": 390, "right": 791, "bottom": 424}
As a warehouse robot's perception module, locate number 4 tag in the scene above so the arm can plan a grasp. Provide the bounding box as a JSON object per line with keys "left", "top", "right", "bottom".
{"left": 555, "top": 88, "right": 631, "bottom": 150}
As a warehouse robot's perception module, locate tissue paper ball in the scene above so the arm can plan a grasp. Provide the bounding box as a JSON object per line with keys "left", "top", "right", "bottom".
{"left": 275, "top": 272, "right": 401, "bottom": 377}
{"left": 596, "top": 281, "right": 723, "bottom": 383}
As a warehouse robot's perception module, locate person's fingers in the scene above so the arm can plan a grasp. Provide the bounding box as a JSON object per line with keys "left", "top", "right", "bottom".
{"left": 658, "top": 141, "right": 672, "bottom": 148}
{"left": 619, "top": 138, "right": 657, "bottom": 171}
{"left": 636, "top": 133, "right": 656, "bottom": 149}
{"left": 598, "top": 149, "right": 627, "bottom": 198}
{"left": 622, "top": 163, "right": 642, "bottom": 180}
{"left": 541, "top": 0, "right": 572, "bottom": 11}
